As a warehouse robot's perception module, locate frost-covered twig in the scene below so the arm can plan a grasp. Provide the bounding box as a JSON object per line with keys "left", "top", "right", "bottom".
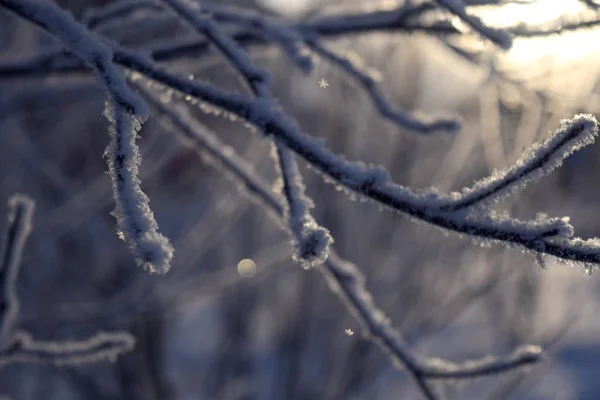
{"left": 140, "top": 89, "right": 542, "bottom": 399}
{"left": 160, "top": 0, "right": 333, "bottom": 268}
{"left": 271, "top": 142, "right": 333, "bottom": 269}
{"left": 0, "top": 331, "right": 135, "bottom": 366}
{"left": 108, "top": 45, "right": 600, "bottom": 267}
{"left": 433, "top": 0, "right": 513, "bottom": 49}
{"left": 0, "top": 0, "right": 174, "bottom": 274}
{"left": 435, "top": 115, "right": 599, "bottom": 211}
{"left": 0, "top": 195, "right": 136, "bottom": 367}
{"left": 0, "top": 196, "right": 34, "bottom": 349}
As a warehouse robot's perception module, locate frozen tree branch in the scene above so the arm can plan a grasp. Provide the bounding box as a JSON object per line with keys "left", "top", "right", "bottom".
{"left": 120, "top": 45, "right": 600, "bottom": 265}
{"left": 0, "top": 196, "right": 136, "bottom": 367}
{"left": 139, "top": 88, "right": 542, "bottom": 400}
{"left": 0, "top": 331, "right": 135, "bottom": 367}
{"left": 66, "top": 36, "right": 597, "bottom": 269}
{"left": 271, "top": 142, "right": 334, "bottom": 269}
{"left": 160, "top": 0, "right": 333, "bottom": 268}
{"left": 435, "top": 115, "right": 599, "bottom": 212}
{"left": 0, "top": 196, "right": 34, "bottom": 349}
{"left": 0, "top": 0, "right": 173, "bottom": 274}
{"left": 4, "top": 1, "right": 587, "bottom": 397}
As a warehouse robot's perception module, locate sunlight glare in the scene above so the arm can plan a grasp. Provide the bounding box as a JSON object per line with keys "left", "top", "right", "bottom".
{"left": 476, "top": 0, "right": 597, "bottom": 64}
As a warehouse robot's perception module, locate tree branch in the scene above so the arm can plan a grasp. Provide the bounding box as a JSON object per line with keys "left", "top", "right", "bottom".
{"left": 0, "top": 0, "right": 174, "bottom": 274}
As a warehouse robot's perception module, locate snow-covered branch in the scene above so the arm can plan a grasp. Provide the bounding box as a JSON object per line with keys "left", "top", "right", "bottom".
{"left": 140, "top": 88, "right": 542, "bottom": 399}
{"left": 271, "top": 142, "right": 333, "bottom": 269}
{"left": 436, "top": 115, "right": 599, "bottom": 212}
{"left": 0, "top": 331, "right": 135, "bottom": 367}
{"left": 0, "top": 0, "right": 173, "bottom": 274}
{"left": 0, "top": 195, "right": 135, "bottom": 367}
{"left": 102, "top": 40, "right": 600, "bottom": 268}
{"left": 160, "top": 0, "right": 333, "bottom": 268}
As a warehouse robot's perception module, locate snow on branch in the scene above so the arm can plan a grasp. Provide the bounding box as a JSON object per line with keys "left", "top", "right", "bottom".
{"left": 160, "top": 0, "right": 333, "bottom": 268}
{"left": 0, "top": 330, "right": 135, "bottom": 367}
{"left": 436, "top": 114, "right": 599, "bottom": 212}
{"left": 433, "top": 0, "right": 513, "bottom": 49}
{"left": 0, "top": 195, "right": 34, "bottom": 349}
{"left": 0, "top": 195, "right": 136, "bottom": 367}
{"left": 0, "top": 0, "right": 174, "bottom": 274}
{"left": 102, "top": 102, "right": 174, "bottom": 274}
{"left": 104, "top": 43, "right": 600, "bottom": 268}
{"left": 140, "top": 88, "right": 542, "bottom": 399}
{"left": 272, "top": 143, "right": 333, "bottom": 269}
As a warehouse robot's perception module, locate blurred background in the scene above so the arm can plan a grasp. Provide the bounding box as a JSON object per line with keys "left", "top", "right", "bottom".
{"left": 1, "top": 0, "right": 600, "bottom": 398}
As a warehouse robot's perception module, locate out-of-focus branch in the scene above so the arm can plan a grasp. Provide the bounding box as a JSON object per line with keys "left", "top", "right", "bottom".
{"left": 508, "top": 11, "right": 600, "bottom": 37}
{"left": 580, "top": 0, "right": 600, "bottom": 10}
{"left": 0, "top": 331, "right": 135, "bottom": 366}
{"left": 433, "top": 0, "right": 513, "bottom": 49}
{"left": 0, "top": 196, "right": 34, "bottom": 348}
{"left": 0, "top": 2, "right": 459, "bottom": 80}
{"left": 199, "top": 2, "right": 460, "bottom": 135}
{"left": 0, "top": 195, "right": 135, "bottom": 367}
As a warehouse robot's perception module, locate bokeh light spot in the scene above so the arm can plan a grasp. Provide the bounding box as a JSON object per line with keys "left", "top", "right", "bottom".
{"left": 237, "top": 259, "right": 257, "bottom": 278}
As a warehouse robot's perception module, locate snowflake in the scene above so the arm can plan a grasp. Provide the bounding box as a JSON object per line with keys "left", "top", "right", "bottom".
{"left": 319, "top": 78, "right": 329, "bottom": 88}
{"left": 345, "top": 328, "right": 354, "bottom": 336}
